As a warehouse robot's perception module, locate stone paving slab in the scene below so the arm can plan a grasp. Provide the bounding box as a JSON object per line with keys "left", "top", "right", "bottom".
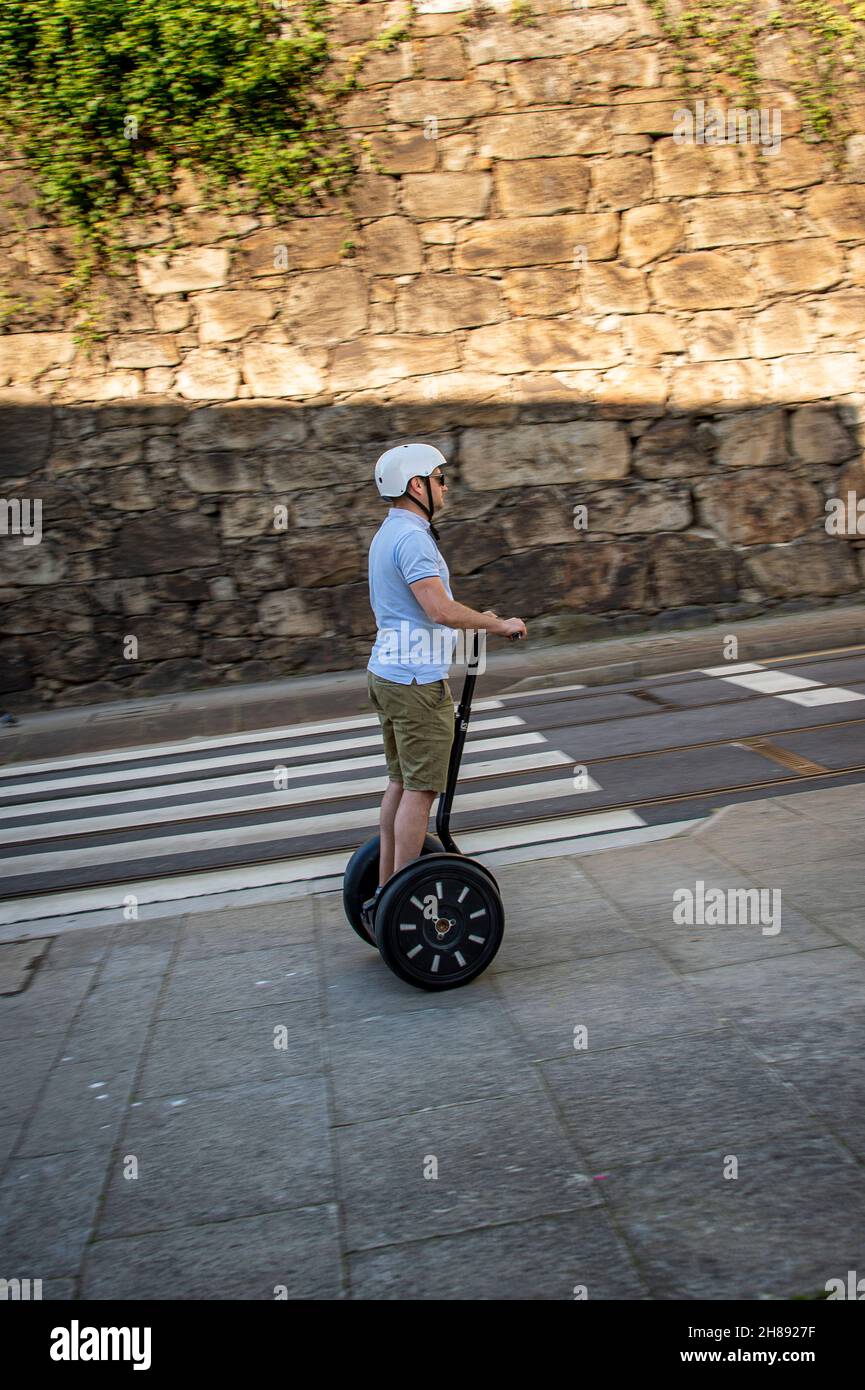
{"left": 580, "top": 855, "right": 754, "bottom": 913}
{"left": 815, "top": 909, "right": 865, "bottom": 951}
{"left": 42, "top": 925, "right": 129, "bottom": 971}
{"left": 540, "top": 1031, "right": 816, "bottom": 1167}
{"left": 0, "top": 1032, "right": 61, "bottom": 1127}
{"left": 61, "top": 974, "right": 164, "bottom": 1069}
{"left": 0, "top": 1123, "right": 21, "bottom": 1170}
{"left": 17, "top": 1057, "right": 135, "bottom": 1160}
{"left": 96, "top": 1076, "right": 334, "bottom": 1238}
{"left": 487, "top": 895, "right": 641, "bottom": 974}
{"left": 494, "top": 949, "right": 729, "bottom": 1057}
{"left": 0, "top": 965, "right": 98, "bottom": 1042}
{"left": 81, "top": 1205, "right": 343, "bottom": 1300}
{"left": 599, "top": 1135, "right": 865, "bottom": 1300}
{"left": 764, "top": 874, "right": 863, "bottom": 917}
{"left": 39, "top": 1279, "right": 78, "bottom": 1299}
{"left": 101, "top": 941, "right": 176, "bottom": 982}
{"left": 136, "top": 1000, "right": 323, "bottom": 1098}
{"left": 335, "top": 1094, "right": 601, "bottom": 1252}
{"left": 737, "top": 1011, "right": 865, "bottom": 1164}
{"left": 787, "top": 785, "right": 865, "bottom": 819}
{"left": 155, "top": 944, "right": 319, "bottom": 1022}
{"left": 0, "top": 1149, "right": 110, "bottom": 1277}
{"left": 318, "top": 910, "right": 498, "bottom": 1022}
{"left": 350, "top": 1210, "right": 649, "bottom": 1301}
{"left": 1, "top": 782, "right": 863, "bottom": 1299}
{"left": 682, "top": 945, "right": 865, "bottom": 1026}
{"left": 621, "top": 905, "right": 837, "bottom": 973}
{"left": 177, "top": 900, "right": 316, "bottom": 960}
{"left": 320, "top": 943, "right": 479, "bottom": 1022}
{"left": 706, "top": 826, "right": 864, "bottom": 872}
{"left": 87, "top": 913, "right": 181, "bottom": 982}
{"left": 326, "top": 1000, "right": 542, "bottom": 1126}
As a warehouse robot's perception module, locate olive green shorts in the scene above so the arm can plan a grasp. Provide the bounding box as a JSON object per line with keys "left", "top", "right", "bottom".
{"left": 367, "top": 671, "right": 455, "bottom": 793}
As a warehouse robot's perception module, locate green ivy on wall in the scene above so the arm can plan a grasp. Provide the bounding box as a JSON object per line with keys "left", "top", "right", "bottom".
{"left": 3, "top": 0, "right": 864, "bottom": 339}
{"left": 0, "top": 0, "right": 415, "bottom": 328}
{"left": 648, "top": 0, "right": 865, "bottom": 153}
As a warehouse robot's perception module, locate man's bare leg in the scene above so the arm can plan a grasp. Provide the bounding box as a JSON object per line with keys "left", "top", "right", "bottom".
{"left": 378, "top": 779, "right": 404, "bottom": 887}
{"left": 393, "top": 789, "right": 437, "bottom": 874}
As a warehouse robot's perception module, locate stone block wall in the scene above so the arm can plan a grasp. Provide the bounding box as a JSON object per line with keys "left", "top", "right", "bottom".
{"left": 1, "top": 0, "right": 864, "bottom": 708}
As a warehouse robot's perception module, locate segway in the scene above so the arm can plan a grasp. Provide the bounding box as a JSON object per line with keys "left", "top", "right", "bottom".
{"left": 343, "top": 631, "right": 518, "bottom": 991}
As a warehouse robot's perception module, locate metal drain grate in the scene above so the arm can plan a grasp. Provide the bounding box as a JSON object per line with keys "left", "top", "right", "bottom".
{"left": 631, "top": 689, "right": 677, "bottom": 707}
{"left": 734, "top": 738, "right": 828, "bottom": 775}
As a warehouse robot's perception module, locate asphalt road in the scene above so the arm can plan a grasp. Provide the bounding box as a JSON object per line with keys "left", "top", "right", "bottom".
{"left": 1, "top": 643, "right": 864, "bottom": 931}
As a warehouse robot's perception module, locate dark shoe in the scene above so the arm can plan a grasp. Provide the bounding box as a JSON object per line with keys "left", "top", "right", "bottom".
{"left": 360, "top": 886, "right": 383, "bottom": 939}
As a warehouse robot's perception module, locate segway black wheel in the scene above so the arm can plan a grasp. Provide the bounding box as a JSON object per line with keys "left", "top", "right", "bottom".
{"left": 342, "top": 833, "right": 444, "bottom": 945}
{"left": 374, "top": 852, "right": 504, "bottom": 991}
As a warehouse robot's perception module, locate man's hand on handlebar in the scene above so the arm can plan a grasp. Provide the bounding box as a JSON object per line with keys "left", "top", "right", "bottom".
{"left": 483, "top": 611, "right": 527, "bottom": 641}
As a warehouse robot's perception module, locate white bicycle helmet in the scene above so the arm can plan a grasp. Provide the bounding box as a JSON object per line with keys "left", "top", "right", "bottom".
{"left": 374, "top": 442, "right": 446, "bottom": 539}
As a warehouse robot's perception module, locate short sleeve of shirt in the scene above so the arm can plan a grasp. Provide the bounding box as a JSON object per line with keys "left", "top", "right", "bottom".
{"left": 393, "top": 528, "right": 440, "bottom": 586}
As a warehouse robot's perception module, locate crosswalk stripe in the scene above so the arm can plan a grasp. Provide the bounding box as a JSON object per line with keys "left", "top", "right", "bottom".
{"left": 700, "top": 661, "right": 865, "bottom": 708}
{"left": 700, "top": 663, "right": 764, "bottom": 676}
{"left": 0, "top": 752, "right": 579, "bottom": 844}
{"left": 462, "top": 809, "right": 643, "bottom": 851}
{"left": 0, "top": 734, "right": 552, "bottom": 816}
{"left": 722, "top": 671, "right": 821, "bottom": 694}
{"left": 491, "top": 682, "right": 586, "bottom": 700}
{"left": 0, "top": 699, "right": 508, "bottom": 780}
{"left": 777, "top": 687, "right": 865, "bottom": 707}
{"left": 0, "top": 716, "right": 525, "bottom": 795}
{"left": 0, "top": 776, "right": 596, "bottom": 878}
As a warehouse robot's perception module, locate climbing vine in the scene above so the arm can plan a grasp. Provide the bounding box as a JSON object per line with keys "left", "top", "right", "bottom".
{"left": 648, "top": 0, "right": 865, "bottom": 152}
{"left": 3, "top": 0, "right": 864, "bottom": 337}
{"left": 0, "top": 0, "right": 416, "bottom": 328}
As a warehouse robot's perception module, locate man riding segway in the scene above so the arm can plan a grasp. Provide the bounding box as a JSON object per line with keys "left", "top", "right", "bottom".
{"left": 361, "top": 442, "right": 527, "bottom": 938}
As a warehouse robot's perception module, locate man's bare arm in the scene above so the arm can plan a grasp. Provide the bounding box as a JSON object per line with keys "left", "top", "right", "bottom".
{"left": 410, "top": 577, "right": 524, "bottom": 638}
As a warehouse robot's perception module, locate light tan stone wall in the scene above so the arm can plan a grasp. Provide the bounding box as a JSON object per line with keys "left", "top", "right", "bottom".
{"left": 1, "top": 0, "right": 864, "bottom": 706}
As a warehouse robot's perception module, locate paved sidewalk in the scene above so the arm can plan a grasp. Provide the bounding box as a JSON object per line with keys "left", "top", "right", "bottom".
{"left": 2, "top": 782, "right": 863, "bottom": 1300}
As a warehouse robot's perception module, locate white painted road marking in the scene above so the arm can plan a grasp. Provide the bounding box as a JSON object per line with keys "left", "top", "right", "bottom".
{"left": 700, "top": 662, "right": 864, "bottom": 708}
